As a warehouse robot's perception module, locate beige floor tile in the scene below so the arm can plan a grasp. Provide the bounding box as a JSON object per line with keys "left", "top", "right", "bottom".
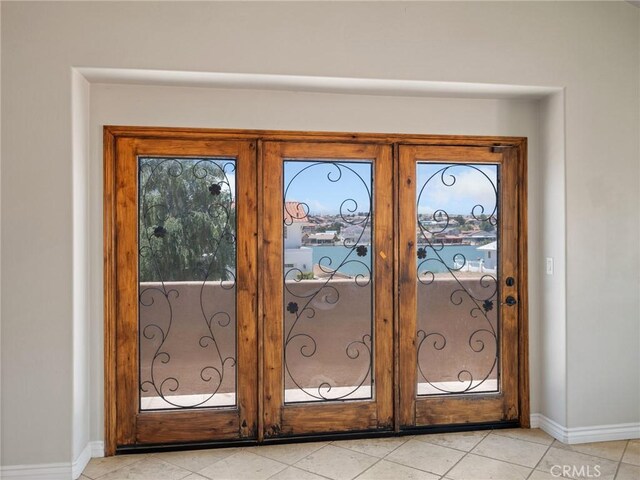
{"left": 268, "top": 466, "right": 329, "bottom": 480}
{"left": 385, "top": 439, "right": 465, "bottom": 476}
{"left": 356, "top": 459, "right": 440, "bottom": 479}
{"left": 181, "top": 475, "right": 209, "bottom": 480}
{"left": 552, "top": 440, "right": 628, "bottom": 462}
{"left": 333, "top": 436, "right": 410, "bottom": 457}
{"left": 528, "top": 470, "right": 561, "bottom": 480}
{"left": 294, "top": 444, "right": 378, "bottom": 480}
{"left": 492, "top": 428, "right": 555, "bottom": 446}
{"left": 253, "top": 441, "right": 327, "bottom": 464}
{"left": 537, "top": 447, "right": 619, "bottom": 480}
{"left": 622, "top": 440, "right": 640, "bottom": 466}
{"left": 198, "top": 450, "right": 286, "bottom": 480}
{"left": 472, "top": 433, "right": 548, "bottom": 468}
{"left": 414, "top": 431, "right": 487, "bottom": 452}
{"left": 153, "top": 448, "right": 237, "bottom": 472}
{"left": 616, "top": 462, "right": 640, "bottom": 480}
{"left": 447, "top": 454, "right": 531, "bottom": 480}
{"left": 96, "top": 457, "right": 192, "bottom": 480}
{"left": 82, "top": 455, "right": 145, "bottom": 479}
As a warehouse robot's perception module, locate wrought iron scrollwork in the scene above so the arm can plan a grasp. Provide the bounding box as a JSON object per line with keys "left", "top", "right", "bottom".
{"left": 138, "top": 157, "right": 237, "bottom": 409}
{"left": 416, "top": 164, "right": 499, "bottom": 395}
{"left": 283, "top": 161, "right": 373, "bottom": 402}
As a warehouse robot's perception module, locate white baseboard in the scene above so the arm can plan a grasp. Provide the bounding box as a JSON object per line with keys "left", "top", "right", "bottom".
{"left": 90, "top": 441, "right": 105, "bottom": 458}
{"left": 0, "top": 462, "right": 71, "bottom": 480}
{"left": 1, "top": 441, "right": 104, "bottom": 480}
{"left": 531, "top": 413, "right": 640, "bottom": 444}
{"left": 71, "top": 443, "right": 92, "bottom": 479}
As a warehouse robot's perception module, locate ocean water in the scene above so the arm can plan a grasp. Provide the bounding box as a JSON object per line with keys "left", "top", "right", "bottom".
{"left": 311, "top": 244, "right": 486, "bottom": 276}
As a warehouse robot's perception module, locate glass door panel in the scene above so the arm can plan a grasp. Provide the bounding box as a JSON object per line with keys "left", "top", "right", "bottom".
{"left": 283, "top": 160, "right": 374, "bottom": 404}
{"left": 262, "top": 142, "right": 393, "bottom": 437}
{"left": 415, "top": 163, "right": 500, "bottom": 396}
{"left": 138, "top": 157, "right": 238, "bottom": 410}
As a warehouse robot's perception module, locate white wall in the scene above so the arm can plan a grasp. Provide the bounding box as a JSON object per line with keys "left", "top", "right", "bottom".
{"left": 88, "top": 82, "right": 543, "bottom": 444}
{"left": 284, "top": 224, "right": 304, "bottom": 250}
{"left": 1, "top": 0, "right": 639, "bottom": 470}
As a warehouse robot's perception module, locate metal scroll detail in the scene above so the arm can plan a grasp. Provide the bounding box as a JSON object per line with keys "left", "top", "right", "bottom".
{"left": 416, "top": 164, "right": 499, "bottom": 395}
{"left": 283, "top": 161, "right": 373, "bottom": 402}
{"left": 138, "top": 157, "right": 236, "bottom": 409}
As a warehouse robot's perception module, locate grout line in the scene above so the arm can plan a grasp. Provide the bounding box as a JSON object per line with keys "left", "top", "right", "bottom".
{"left": 150, "top": 449, "right": 231, "bottom": 473}
{"left": 525, "top": 439, "right": 554, "bottom": 479}
{"left": 489, "top": 429, "right": 555, "bottom": 447}
{"left": 88, "top": 454, "right": 149, "bottom": 479}
{"left": 251, "top": 441, "right": 327, "bottom": 464}
{"left": 613, "top": 440, "right": 630, "bottom": 479}
{"left": 467, "top": 450, "right": 540, "bottom": 472}
{"left": 328, "top": 440, "right": 400, "bottom": 460}
{"left": 439, "top": 449, "right": 470, "bottom": 479}
{"left": 288, "top": 443, "right": 347, "bottom": 480}
{"left": 349, "top": 432, "right": 416, "bottom": 478}
{"left": 381, "top": 455, "right": 455, "bottom": 477}
{"left": 352, "top": 457, "right": 385, "bottom": 479}
{"left": 265, "top": 464, "right": 335, "bottom": 480}
{"left": 412, "top": 434, "right": 488, "bottom": 456}
{"left": 463, "top": 433, "right": 550, "bottom": 471}
{"left": 549, "top": 439, "right": 631, "bottom": 464}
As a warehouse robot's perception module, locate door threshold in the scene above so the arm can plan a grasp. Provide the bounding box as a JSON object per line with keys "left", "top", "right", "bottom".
{"left": 115, "top": 420, "right": 520, "bottom": 455}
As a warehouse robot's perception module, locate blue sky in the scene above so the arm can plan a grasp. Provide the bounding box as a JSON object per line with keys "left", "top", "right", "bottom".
{"left": 284, "top": 160, "right": 373, "bottom": 216}
{"left": 417, "top": 163, "right": 498, "bottom": 217}
{"left": 280, "top": 161, "right": 498, "bottom": 217}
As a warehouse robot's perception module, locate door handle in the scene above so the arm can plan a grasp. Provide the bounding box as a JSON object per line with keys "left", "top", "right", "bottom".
{"left": 504, "top": 296, "right": 517, "bottom": 306}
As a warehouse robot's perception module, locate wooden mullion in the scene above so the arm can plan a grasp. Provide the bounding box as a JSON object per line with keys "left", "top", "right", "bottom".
{"left": 256, "top": 139, "right": 265, "bottom": 442}
{"left": 236, "top": 141, "right": 259, "bottom": 438}
{"left": 261, "top": 142, "right": 285, "bottom": 438}
{"left": 398, "top": 146, "right": 418, "bottom": 428}
{"left": 373, "top": 145, "right": 394, "bottom": 429}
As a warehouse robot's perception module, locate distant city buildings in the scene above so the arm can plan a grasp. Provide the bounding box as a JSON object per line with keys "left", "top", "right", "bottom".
{"left": 284, "top": 204, "right": 497, "bottom": 278}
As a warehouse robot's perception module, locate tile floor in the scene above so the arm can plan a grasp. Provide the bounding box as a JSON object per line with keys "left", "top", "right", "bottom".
{"left": 81, "top": 430, "right": 640, "bottom": 480}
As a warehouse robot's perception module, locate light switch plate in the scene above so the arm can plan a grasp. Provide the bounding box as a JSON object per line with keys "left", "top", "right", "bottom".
{"left": 546, "top": 257, "right": 554, "bottom": 275}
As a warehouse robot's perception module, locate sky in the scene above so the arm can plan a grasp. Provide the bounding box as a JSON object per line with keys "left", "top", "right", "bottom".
{"left": 284, "top": 160, "right": 373, "bottom": 216}
{"left": 417, "top": 163, "right": 498, "bottom": 218}
{"left": 282, "top": 160, "right": 498, "bottom": 218}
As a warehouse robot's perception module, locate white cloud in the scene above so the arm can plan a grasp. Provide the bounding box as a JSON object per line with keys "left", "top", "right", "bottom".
{"left": 418, "top": 166, "right": 497, "bottom": 216}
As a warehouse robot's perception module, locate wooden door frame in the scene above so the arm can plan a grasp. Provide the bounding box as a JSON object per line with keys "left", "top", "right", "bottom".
{"left": 104, "top": 126, "right": 528, "bottom": 455}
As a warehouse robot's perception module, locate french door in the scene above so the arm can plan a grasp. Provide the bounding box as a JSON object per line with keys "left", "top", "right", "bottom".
{"left": 105, "top": 128, "right": 527, "bottom": 454}
{"left": 261, "top": 142, "right": 394, "bottom": 437}
{"left": 107, "top": 136, "right": 258, "bottom": 448}
{"left": 398, "top": 145, "right": 521, "bottom": 427}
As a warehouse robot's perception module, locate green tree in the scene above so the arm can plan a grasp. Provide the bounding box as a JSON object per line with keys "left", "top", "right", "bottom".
{"left": 480, "top": 220, "right": 494, "bottom": 232}
{"left": 329, "top": 221, "right": 343, "bottom": 234}
{"left": 138, "top": 158, "right": 236, "bottom": 282}
{"left": 453, "top": 215, "right": 466, "bottom": 226}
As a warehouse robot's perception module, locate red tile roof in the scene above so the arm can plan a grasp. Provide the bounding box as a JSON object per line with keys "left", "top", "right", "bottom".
{"left": 284, "top": 201, "right": 309, "bottom": 223}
